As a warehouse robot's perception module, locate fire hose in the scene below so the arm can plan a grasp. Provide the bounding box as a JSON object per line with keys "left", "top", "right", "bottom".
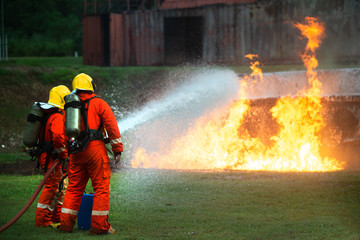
{"left": 0, "top": 159, "right": 61, "bottom": 233}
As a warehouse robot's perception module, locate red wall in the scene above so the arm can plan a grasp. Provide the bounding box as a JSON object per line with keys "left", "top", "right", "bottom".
{"left": 161, "top": 0, "right": 256, "bottom": 10}
{"left": 82, "top": 15, "right": 105, "bottom": 66}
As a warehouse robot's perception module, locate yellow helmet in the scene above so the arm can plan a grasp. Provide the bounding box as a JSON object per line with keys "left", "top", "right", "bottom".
{"left": 72, "top": 73, "right": 96, "bottom": 92}
{"left": 48, "top": 85, "right": 71, "bottom": 109}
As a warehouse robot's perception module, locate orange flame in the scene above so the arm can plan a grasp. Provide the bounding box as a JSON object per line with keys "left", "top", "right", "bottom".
{"left": 294, "top": 17, "right": 325, "bottom": 53}
{"left": 245, "top": 54, "right": 263, "bottom": 79}
{"left": 294, "top": 16, "right": 325, "bottom": 96}
{"left": 131, "top": 17, "right": 343, "bottom": 172}
{"left": 244, "top": 54, "right": 263, "bottom": 87}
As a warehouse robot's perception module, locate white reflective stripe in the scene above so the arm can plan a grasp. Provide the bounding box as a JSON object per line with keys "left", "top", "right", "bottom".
{"left": 61, "top": 208, "right": 78, "bottom": 215}
{"left": 37, "top": 203, "right": 54, "bottom": 211}
{"left": 110, "top": 138, "right": 122, "bottom": 145}
{"left": 37, "top": 203, "right": 50, "bottom": 209}
{"left": 55, "top": 146, "right": 66, "bottom": 153}
{"left": 92, "top": 210, "right": 109, "bottom": 216}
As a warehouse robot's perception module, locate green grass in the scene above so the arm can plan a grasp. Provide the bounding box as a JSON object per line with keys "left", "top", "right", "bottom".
{"left": 0, "top": 57, "right": 169, "bottom": 85}
{"left": 4, "top": 57, "right": 84, "bottom": 68}
{"left": 0, "top": 152, "right": 28, "bottom": 164}
{"left": 0, "top": 170, "right": 359, "bottom": 239}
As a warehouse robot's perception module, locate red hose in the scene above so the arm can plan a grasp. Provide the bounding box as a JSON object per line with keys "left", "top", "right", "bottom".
{"left": 0, "top": 159, "right": 61, "bottom": 233}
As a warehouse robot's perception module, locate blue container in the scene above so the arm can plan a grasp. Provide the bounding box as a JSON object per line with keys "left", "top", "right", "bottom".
{"left": 77, "top": 193, "right": 93, "bottom": 230}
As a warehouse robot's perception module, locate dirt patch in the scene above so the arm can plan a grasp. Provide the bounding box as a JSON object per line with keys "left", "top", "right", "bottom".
{"left": 0, "top": 159, "right": 125, "bottom": 175}
{"left": 0, "top": 160, "right": 42, "bottom": 176}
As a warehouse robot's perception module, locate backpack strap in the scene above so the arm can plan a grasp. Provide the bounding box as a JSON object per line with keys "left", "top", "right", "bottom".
{"left": 37, "top": 110, "right": 63, "bottom": 173}
{"left": 69, "top": 96, "right": 104, "bottom": 154}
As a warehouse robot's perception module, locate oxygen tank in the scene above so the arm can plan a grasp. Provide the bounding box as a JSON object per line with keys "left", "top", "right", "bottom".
{"left": 23, "top": 103, "right": 44, "bottom": 147}
{"left": 64, "top": 92, "right": 81, "bottom": 138}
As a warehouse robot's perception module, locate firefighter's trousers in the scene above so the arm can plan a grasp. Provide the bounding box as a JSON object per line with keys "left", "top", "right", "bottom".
{"left": 35, "top": 156, "right": 66, "bottom": 226}
{"left": 60, "top": 140, "right": 111, "bottom": 234}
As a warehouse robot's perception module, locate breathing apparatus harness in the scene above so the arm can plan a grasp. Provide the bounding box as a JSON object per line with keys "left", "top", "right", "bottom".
{"left": 3, "top": 105, "right": 68, "bottom": 233}
{"left": 67, "top": 96, "right": 108, "bottom": 154}
{"left": 26, "top": 106, "right": 62, "bottom": 173}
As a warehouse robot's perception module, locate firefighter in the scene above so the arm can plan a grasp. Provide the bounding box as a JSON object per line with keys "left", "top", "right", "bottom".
{"left": 34, "top": 85, "right": 70, "bottom": 228}
{"left": 60, "top": 73, "right": 123, "bottom": 235}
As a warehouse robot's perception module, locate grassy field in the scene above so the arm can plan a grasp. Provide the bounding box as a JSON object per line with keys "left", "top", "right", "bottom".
{"left": 1, "top": 57, "right": 359, "bottom": 239}
{"left": 1, "top": 170, "right": 360, "bottom": 239}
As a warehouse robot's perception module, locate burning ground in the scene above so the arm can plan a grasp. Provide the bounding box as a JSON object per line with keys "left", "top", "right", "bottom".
{"left": 125, "top": 17, "right": 360, "bottom": 172}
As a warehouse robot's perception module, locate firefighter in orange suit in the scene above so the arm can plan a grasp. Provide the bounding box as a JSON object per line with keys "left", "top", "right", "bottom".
{"left": 60, "top": 73, "right": 123, "bottom": 235}
{"left": 35, "top": 85, "right": 70, "bottom": 228}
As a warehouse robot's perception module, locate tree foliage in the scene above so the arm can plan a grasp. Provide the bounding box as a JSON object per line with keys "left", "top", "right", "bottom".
{"left": 3, "top": 0, "right": 167, "bottom": 56}
{"left": 4, "top": 0, "right": 83, "bottom": 56}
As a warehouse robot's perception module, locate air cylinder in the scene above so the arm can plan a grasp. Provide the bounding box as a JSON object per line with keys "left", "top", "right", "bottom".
{"left": 23, "top": 103, "right": 44, "bottom": 147}
{"left": 64, "top": 92, "right": 81, "bottom": 138}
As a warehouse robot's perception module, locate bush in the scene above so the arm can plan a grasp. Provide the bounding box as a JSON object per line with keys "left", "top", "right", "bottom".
{"left": 8, "top": 36, "right": 79, "bottom": 57}
{"left": 40, "top": 68, "right": 77, "bottom": 85}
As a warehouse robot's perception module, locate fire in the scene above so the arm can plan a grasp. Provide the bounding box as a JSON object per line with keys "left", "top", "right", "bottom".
{"left": 243, "top": 54, "right": 263, "bottom": 89}
{"left": 294, "top": 16, "right": 325, "bottom": 96}
{"left": 294, "top": 17, "right": 325, "bottom": 53}
{"left": 245, "top": 54, "right": 263, "bottom": 81}
{"left": 131, "top": 17, "right": 344, "bottom": 172}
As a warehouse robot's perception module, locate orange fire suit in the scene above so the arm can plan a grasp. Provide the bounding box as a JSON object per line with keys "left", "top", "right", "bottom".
{"left": 35, "top": 109, "right": 68, "bottom": 227}
{"left": 60, "top": 92, "right": 123, "bottom": 234}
